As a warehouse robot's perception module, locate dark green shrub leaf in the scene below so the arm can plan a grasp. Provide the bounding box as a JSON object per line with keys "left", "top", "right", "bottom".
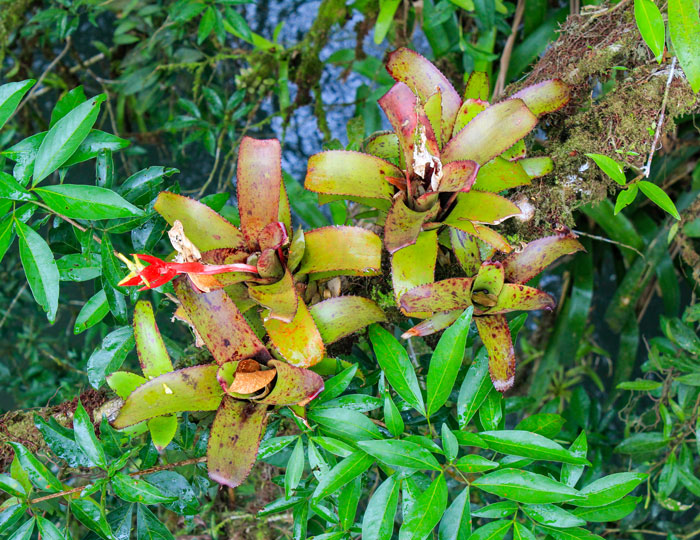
{"left": 522, "top": 504, "right": 586, "bottom": 528}
{"left": 309, "top": 408, "right": 382, "bottom": 443}
{"left": 426, "top": 308, "right": 473, "bottom": 417}
{"left": 478, "top": 431, "right": 590, "bottom": 465}
{"left": 16, "top": 220, "right": 59, "bottom": 322}
{"left": 0, "top": 80, "right": 34, "bottom": 129}
{"left": 74, "top": 290, "right": 109, "bottom": 334}
{"left": 285, "top": 438, "right": 305, "bottom": 498}
{"left": 561, "top": 431, "right": 587, "bottom": 488}
{"left": 457, "top": 348, "right": 491, "bottom": 428}
{"left": 136, "top": 504, "right": 173, "bottom": 540}
{"left": 34, "top": 415, "right": 91, "bottom": 468}
{"left": 36, "top": 517, "right": 68, "bottom": 540}
{"left": 8, "top": 443, "right": 62, "bottom": 492}
{"left": 473, "top": 469, "right": 583, "bottom": 504}
{"left": 585, "top": 154, "right": 626, "bottom": 185}
{"left": 315, "top": 364, "right": 358, "bottom": 402}
{"left": 464, "top": 520, "right": 511, "bottom": 540}
{"left": 472, "top": 501, "right": 518, "bottom": 518}
{"left": 399, "top": 473, "right": 447, "bottom": 540}
{"left": 454, "top": 455, "right": 498, "bottom": 474}
{"left": 0, "top": 506, "right": 27, "bottom": 536}
{"left": 70, "top": 498, "right": 115, "bottom": 540}
{"left": 0, "top": 474, "right": 25, "bottom": 498}
{"left": 369, "top": 324, "right": 425, "bottom": 416}
{"left": 438, "top": 486, "right": 471, "bottom": 540}
{"left": 515, "top": 413, "right": 566, "bottom": 438}
{"left": 357, "top": 440, "right": 441, "bottom": 471}
{"left": 311, "top": 451, "right": 374, "bottom": 502}
{"left": 73, "top": 401, "right": 107, "bottom": 469}
{"left": 35, "top": 185, "right": 143, "bottom": 220}
{"left": 614, "top": 433, "right": 667, "bottom": 454}
{"left": 87, "top": 326, "right": 135, "bottom": 389}
{"left": 33, "top": 94, "right": 105, "bottom": 184}
{"left": 111, "top": 473, "right": 177, "bottom": 505}
{"left": 572, "top": 496, "right": 641, "bottom": 522}
{"left": 638, "top": 180, "right": 680, "bottom": 219}
{"left": 573, "top": 472, "right": 647, "bottom": 507}
{"left": 7, "top": 518, "right": 35, "bottom": 540}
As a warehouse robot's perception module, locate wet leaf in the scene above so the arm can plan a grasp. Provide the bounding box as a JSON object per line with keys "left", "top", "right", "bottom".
{"left": 308, "top": 408, "right": 382, "bottom": 443}
{"left": 35, "top": 185, "right": 143, "bottom": 220}
{"left": 573, "top": 473, "right": 647, "bottom": 507}
{"left": 668, "top": 0, "right": 700, "bottom": 93}
{"left": 207, "top": 397, "right": 268, "bottom": 487}
{"left": 0, "top": 171, "right": 34, "bottom": 201}
{"left": 638, "top": 180, "right": 680, "bottom": 219}
{"left": 522, "top": 504, "right": 585, "bottom": 528}
{"left": 71, "top": 498, "right": 114, "bottom": 540}
{"left": 362, "top": 475, "right": 400, "bottom": 540}
{"left": 16, "top": 220, "right": 59, "bottom": 323}
{"left": 454, "top": 454, "right": 499, "bottom": 473}
{"left": 74, "top": 401, "right": 107, "bottom": 469}
{"left": 113, "top": 365, "right": 222, "bottom": 428}
{"left": 400, "top": 473, "right": 448, "bottom": 540}
{"left": 111, "top": 473, "right": 176, "bottom": 504}
{"left": 0, "top": 79, "right": 35, "bottom": 130}
{"left": 479, "top": 431, "right": 589, "bottom": 465}
{"left": 473, "top": 469, "right": 583, "bottom": 504}
{"left": 357, "top": 440, "right": 441, "bottom": 470}
{"left": 87, "top": 326, "right": 135, "bottom": 389}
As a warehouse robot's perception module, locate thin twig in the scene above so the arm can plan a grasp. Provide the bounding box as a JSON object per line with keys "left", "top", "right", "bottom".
{"left": 28, "top": 456, "right": 207, "bottom": 504}
{"left": 0, "top": 283, "right": 28, "bottom": 330}
{"left": 8, "top": 37, "right": 72, "bottom": 124}
{"left": 493, "top": 0, "right": 525, "bottom": 98}
{"left": 571, "top": 229, "right": 645, "bottom": 259}
{"left": 643, "top": 57, "right": 677, "bottom": 177}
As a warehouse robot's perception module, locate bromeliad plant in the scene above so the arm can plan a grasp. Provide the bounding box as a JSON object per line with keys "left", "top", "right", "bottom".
{"left": 111, "top": 136, "right": 386, "bottom": 487}
{"left": 304, "top": 47, "right": 570, "bottom": 312}
{"left": 120, "top": 136, "right": 386, "bottom": 368}
{"left": 110, "top": 292, "right": 325, "bottom": 488}
{"left": 400, "top": 230, "right": 584, "bottom": 391}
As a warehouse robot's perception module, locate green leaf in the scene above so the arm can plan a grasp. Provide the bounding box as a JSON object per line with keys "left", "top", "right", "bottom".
{"left": 285, "top": 438, "right": 305, "bottom": 498}
{"left": 357, "top": 440, "right": 441, "bottom": 471}
{"left": 638, "top": 180, "right": 680, "bottom": 219}
{"left": 0, "top": 80, "right": 35, "bottom": 130}
{"left": 7, "top": 442, "right": 63, "bottom": 493}
{"left": 0, "top": 474, "right": 26, "bottom": 498}
{"left": 33, "top": 94, "right": 105, "bottom": 184}
{"left": 87, "top": 326, "right": 135, "bottom": 389}
{"left": 15, "top": 219, "right": 59, "bottom": 322}
{"left": 35, "top": 185, "right": 144, "bottom": 220}
{"left": 561, "top": 431, "right": 587, "bottom": 488}
{"left": 616, "top": 379, "right": 662, "bottom": 391}
{"left": 438, "top": 486, "right": 471, "bottom": 540}
{"left": 197, "top": 7, "right": 216, "bottom": 44}
{"left": 136, "top": 504, "right": 173, "bottom": 540}
{"left": 369, "top": 324, "right": 426, "bottom": 416}
{"left": 515, "top": 413, "right": 566, "bottom": 438}
{"left": 0, "top": 171, "right": 34, "bottom": 201}
{"left": 383, "top": 391, "right": 404, "bottom": 437}
{"left": 338, "top": 476, "right": 361, "bottom": 530}
{"left": 312, "top": 451, "right": 374, "bottom": 502}
{"left": 442, "top": 424, "right": 459, "bottom": 462}
{"left": 478, "top": 390, "right": 503, "bottom": 431}
{"left": 111, "top": 473, "right": 177, "bottom": 505}
{"left": 374, "top": 0, "right": 401, "bottom": 43}
{"left": 457, "top": 348, "right": 492, "bottom": 428}
{"left": 74, "top": 290, "right": 109, "bottom": 334}
{"left": 572, "top": 496, "right": 641, "bottom": 522}
{"left": 400, "top": 473, "right": 448, "bottom": 540}
{"left": 522, "top": 504, "right": 586, "bottom": 528}
{"left": 133, "top": 300, "right": 172, "bottom": 379}
{"left": 362, "top": 474, "right": 400, "bottom": 540}
{"left": 36, "top": 517, "right": 68, "bottom": 540}
{"left": 426, "top": 308, "right": 473, "bottom": 417}
{"left": 513, "top": 522, "right": 536, "bottom": 540}
{"left": 573, "top": 472, "right": 647, "bottom": 507}
{"left": 50, "top": 86, "right": 87, "bottom": 127}
{"left": 478, "top": 431, "right": 590, "bottom": 465}
{"left": 315, "top": 363, "right": 357, "bottom": 403}
{"left": 669, "top": 0, "right": 700, "bottom": 93}
{"left": 614, "top": 432, "right": 668, "bottom": 454}
{"left": 71, "top": 498, "right": 115, "bottom": 540}
{"left": 7, "top": 518, "right": 35, "bottom": 540}
{"left": 74, "top": 401, "right": 107, "bottom": 469}
{"left": 634, "top": 0, "right": 665, "bottom": 62}
{"left": 472, "top": 502, "right": 518, "bottom": 518}
{"left": 0, "top": 506, "right": 27, "bottom": 536}
{"left": 454, "top": 455, "right": 499, "bottom": 474}
{"left": 0, "top": 214, "right": 15, "bottom": 264}
{"left": 258, "top": 436, "right": 297, "bottom": 461}
{"left": 223, "top": 7, "right": 253, "bottom": 41}
{"left": 34, "top": 415, "right": 90, "bottom": 467}
{"left": 473, "top": 469, "right": 583, "bottom": 504}
{"left": 60, "top": 130, "right": 130, "bottom": 168}
{"left": 614, "top": 184, "right": 638, "bottom": 214}
{"left": 145, "top": 471, "right": 199, "bottom": 516}
{"left": 585, "top": 153, "right": 626, "bottom": 185}
{"left": 465, "top": 520, "right": 511, "bottom": 540}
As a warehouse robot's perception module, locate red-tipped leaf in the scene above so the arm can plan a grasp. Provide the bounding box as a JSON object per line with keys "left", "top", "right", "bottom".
{"left": 437, "top": 160, "right": 479, "bottom": 192}
{"left": 400, "top": 278, "right": 474, "bottom": 314}
{"left": 384, "top": 193, "right": 438, "bottom": 253}
{"left": 503, "top": 232, "right": 585, "bottom": 284}
{"left": 510, "top": 79, "right": 570, "bottom": 116}
{"left": 482, "top": 284, "right": 555, "bottom": 315}
{"left": 475, "top": 315, "right": 515, "bottom": 392}
{"left": 386, "top": 47, "right": 462, "bottom": 142}
{"left": 237, "top": 137, "right": 282, "bottom": 250}
{"left": 258, "top": 360, "right": 324, "bottom": 405}
{"left": 378, "top": 83, "right": 418, "bottom": 173}
{"left": 207, "top": 397, "right": 268, "bottom": 487}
